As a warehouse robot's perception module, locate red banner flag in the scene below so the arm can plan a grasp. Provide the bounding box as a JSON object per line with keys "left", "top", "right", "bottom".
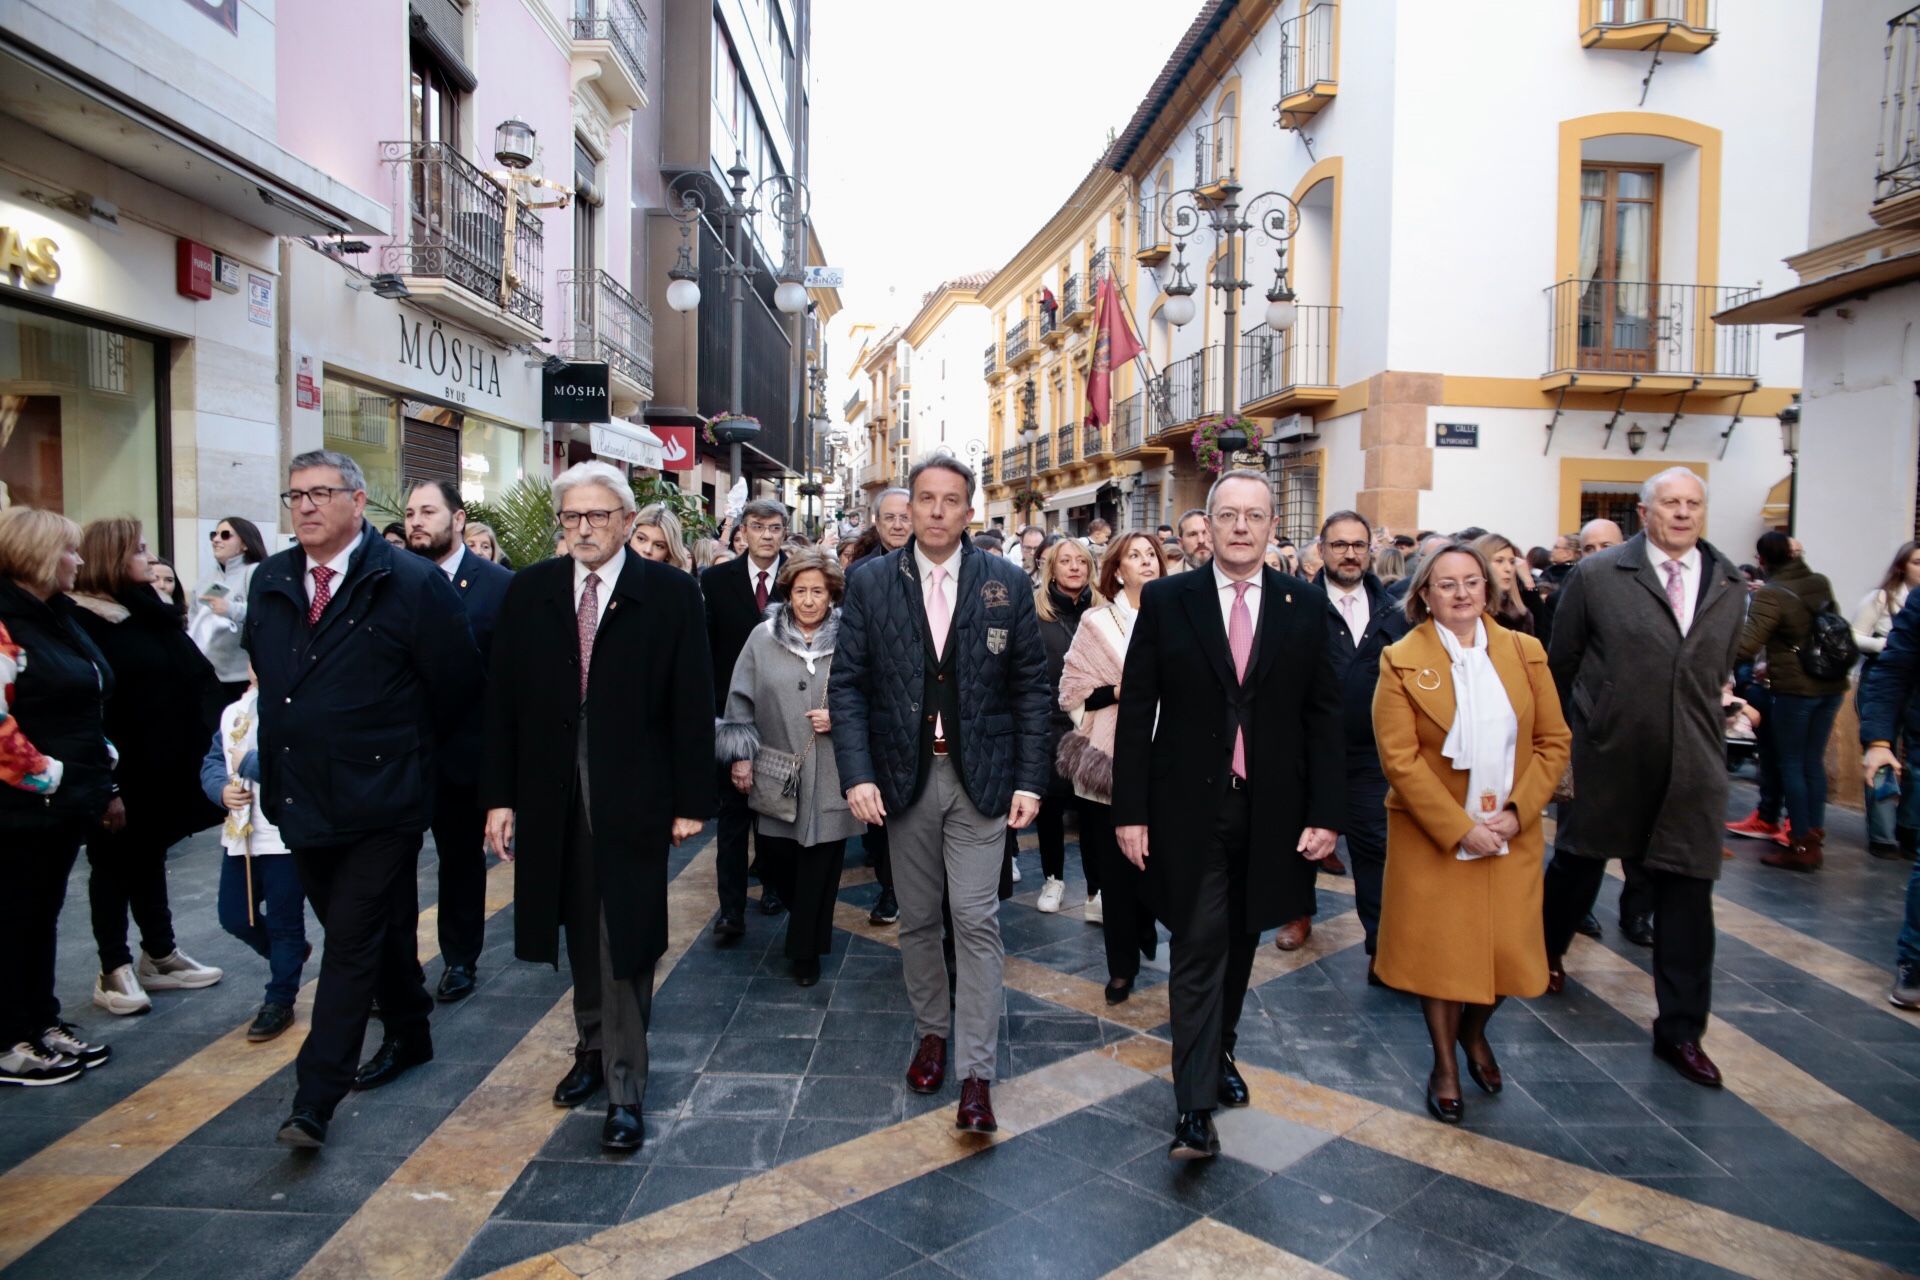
{"left": 1085, "top": 275, "right": 1144, "bottom": 427}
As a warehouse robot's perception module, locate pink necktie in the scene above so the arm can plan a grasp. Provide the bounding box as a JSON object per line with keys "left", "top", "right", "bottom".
{"left": 928, "top": 566, "right": 950, "bottom": 737}
{"left": 1339, "top": 592, "right": 1356, "bottom": 640}
{"left": 577, "top": 572, "right": 599, "bottom": 703}
{"left": 1229, "top": 580, "right": 1253, "bottom": 779}
{"left": 1663, "top": 560, "right": 1685, "bottom": 627}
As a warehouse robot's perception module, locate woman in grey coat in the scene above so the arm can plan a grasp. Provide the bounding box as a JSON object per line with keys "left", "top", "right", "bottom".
{"left": 718, "top": 548, "right": 863, "bottom": 984}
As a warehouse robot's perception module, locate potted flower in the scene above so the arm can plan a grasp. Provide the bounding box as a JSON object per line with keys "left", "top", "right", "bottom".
{"left": 797, "top": 480, "right": 824, "bottom": 498}
{"left": 1011, "top": 486, "right": 1045, "bottom": 517}
{"left": 1191, "top": 413, "right": 1268, "bottom": 473}
{"left": 703, "top": 413, "right": 761, "bottom": 447}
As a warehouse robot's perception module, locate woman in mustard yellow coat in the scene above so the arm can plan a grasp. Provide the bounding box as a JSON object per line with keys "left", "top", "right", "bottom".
{"left": 1372, "top": 543, "right": 1570, "bottom": 1124}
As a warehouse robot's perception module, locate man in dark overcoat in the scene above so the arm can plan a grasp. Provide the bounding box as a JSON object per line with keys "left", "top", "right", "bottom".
{"left": 483, "top": 461, "right": 715, "bottom": 1153}
{"left": 1113, "top": 471, "right": 1345, "bottom": 1159}
{"left": 1542, "top": 467, "right": 1743, "bottom": 1088}
{"left": 403, "top": 479, "right": 513, "bottom": 1003}
{"left": 247, "top": 450, "right": 483, "bottom": 1148}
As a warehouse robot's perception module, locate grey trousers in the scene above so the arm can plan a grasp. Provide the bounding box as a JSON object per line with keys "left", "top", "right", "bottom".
{"left": 888, "top": 756, "right": 1005, "bottom": 1081}
{"left": 563, "top": 778, "right": 654, "bottom": 1107}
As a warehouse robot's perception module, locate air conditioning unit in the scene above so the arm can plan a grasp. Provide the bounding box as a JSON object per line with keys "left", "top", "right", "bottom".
{"left": 1271, "top": 413, "right": 1317, "bottom": 442}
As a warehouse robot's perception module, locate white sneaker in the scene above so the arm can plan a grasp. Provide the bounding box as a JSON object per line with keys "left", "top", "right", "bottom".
{"left": 0, "top": 1041, "right": 82, "bottom": 1087}
{"left": 1010, "top": 857, "right": 1022, "bottom": 884}
{"left": 136, "top": 949, "right": 223, "bottom": 991}
{"left": 94, "top": 965, "right": 152, "bottom": 1015}
{"left": 1084, "top": 891, "right": 1104, "bottom": 925}
{"left": 1036, "top": 876, "right": 1066, "bottom": 913}
{"left": 39, "top": 1022, "right": 109, "bottom": 1069}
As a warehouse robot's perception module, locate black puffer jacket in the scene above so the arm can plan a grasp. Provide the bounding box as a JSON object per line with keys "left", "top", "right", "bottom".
{"left": 830, "top": 537, "right": 1050, "bottom": 818}
{"left": 1038, "top": 583, "right": 1092, "bottom": 797}
{"left": 0, "top": 577, "right": 115, "bottom": 830}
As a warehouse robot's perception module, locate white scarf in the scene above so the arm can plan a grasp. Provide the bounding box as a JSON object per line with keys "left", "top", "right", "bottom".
{"left": 1436, "top": 619, "right": 1518, "bottom": 860}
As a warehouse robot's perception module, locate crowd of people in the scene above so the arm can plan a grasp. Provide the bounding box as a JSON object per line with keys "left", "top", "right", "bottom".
{"left": 3, "top": 449, "right": 1915, "bottom": 1169}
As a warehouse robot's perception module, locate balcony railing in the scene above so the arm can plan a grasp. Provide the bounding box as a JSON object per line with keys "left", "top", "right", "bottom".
{"left": 1279, "top": 4, "right": 1336, "bottom": 102}
{"left": 571, "top": 0, "right": 648, "bottom": 92}
{"left": 1001, "top": 446, "right": 1029, "bottom": 483}
{"left": 1240, "top": 307, "right": 1339, "bottom": 406}
{"left": 1005, "top": 318, "right": 1033, "bottom": 365}
{"left": 1038, "top": 308, "right": 1058, "bottom": 340}
{"left": 984, "top": 341, "right": 1000, "bottom": 376}
{"left": 559, "top": 268, "right": 653, "bottom": 395}
{"left": 1055, "top": 424, "right": 1076, "bottom": 467}
{"left": 1544, "top": 280, "right": 1759, "bottom": 379}
{"left": 1088, "top": 248, "right": 1113, "bottom": 297}
{"left": 1063, "top": 273, "right": 1090, "bottom": 323}
{"left": 1195, "top": 116, "right": 1237, "bottom": 190}
{"left": 1082, "top": 421, "right": 1106, "bottom": 458}
{"left": 1156, "top": 345, "right": 1224, "bottom": 431}
{"left": 382, "top": 140, "right": 544, "bottom": 327}
{"left": 1137, "top": 191, "right": 1170, "bottom": 259}
{"left": 1035, "top": 435, "right": 1052, "bottom": 471}
{"left": 844, "top": 388, "right": 865, "bottom": 417}
{"left": 981, "top": 454, "right": 995, "bottom": 486}
{"left": 1878, "top": 5, "right": 1920, "bottom": 206}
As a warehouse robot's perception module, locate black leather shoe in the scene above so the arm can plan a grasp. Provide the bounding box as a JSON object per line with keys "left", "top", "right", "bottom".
{"left": 276, "top": 1106, "right": 329, "bottom": 1148}
{"left": 713, "top": 912, "right": 745, "bottom": 943}
{"left": 352, "top": 1035, "right": 432, "bottom": 1091}
{"left": 795, "top": 957, "right": 820, "bottom": 987}
{"left": 553, "top": 1048, "right": 604, "bottom": 1108}
{"left": 1576, "top": 912, "right": 1603, "bottom": 940}
{"left": 1218, "top": 1053, "right": 1250, "bottom": 1109}
{"left": 247, "top": 1002, "right": 295, "bottom": 1042}
{"left": 1623, "top": 913, "right": 1656, "bottom": 948}
{"left": 602, "top": 1103, "right": 644, "bottom": 1152}
{"left": 868, "top": 888, "right": 900, "bottom": 925}
{"left": 1426, "top": 1076, "right": 1463, "bottom": 1125}
{"left": 436, "top": 964, "right": 477, "bottom": 1003}
{"left": 1104, "top": 978, "right": 1133, "bottom": 1005}
{"left": 759, "top": 887, "right": 786, "bottom": 916}
{"left": 1169, "top": 1110, "right": 1219, "bottom": 1160}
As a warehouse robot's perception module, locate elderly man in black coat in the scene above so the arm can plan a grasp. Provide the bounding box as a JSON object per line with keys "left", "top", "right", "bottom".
{"left": 1114, "top": 470, "right": 1345, "bottom": 1159}
{"left": 484, "top": 461, "right": 715, "bottom": 1153}
{"left": 247, "top": 450, "right": 483, "bottom": 1149}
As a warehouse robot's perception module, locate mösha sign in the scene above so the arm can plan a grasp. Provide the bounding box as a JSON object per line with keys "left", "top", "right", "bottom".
{"left": 398, "top": 315, "right": 502, "bottom": 405}
{"left": 543, "top": 360, "right": 612, "bottom": 423}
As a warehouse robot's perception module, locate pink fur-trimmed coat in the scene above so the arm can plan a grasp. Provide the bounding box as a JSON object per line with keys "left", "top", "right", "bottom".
{"left": 1055, "top": 602, "right": 1134, "bottom": 804}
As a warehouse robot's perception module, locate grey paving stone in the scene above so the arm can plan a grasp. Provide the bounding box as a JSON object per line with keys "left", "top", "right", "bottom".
{"left": 846, "top": 1169, "right": 1021, "bottom": 1254}
{"left": 493, "top": 1157, "right": 649, "bottom": 1224}
{"left": 8, "top": 1205, "right": 219, "bottom": 1280}
{"left": 738, "top": 1208, "right": 925, "bottom": 1279}
{"left": 450, "top": 1221, "right": 606, "bottom": 1280}
{"left": 142, "top": 1211, "right": 350, "bottom": 1280}
{"left": 1281, "top": 1139, "right": 1441, "bottom": 1214}
{"left": 652, "top": 1116, "right": 787, "bottom": 1170}
{"left": 1327, "top": 1217, "right": 1511, "bottom": 1280}
{"left": 687, "top": 1073, "right": 802, "bottom": 1118}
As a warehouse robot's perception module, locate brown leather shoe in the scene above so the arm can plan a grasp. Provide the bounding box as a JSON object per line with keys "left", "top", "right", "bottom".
{"left": 1545, "top": 956, "right": 1566, "bottom": 996}
{"left": 906, "top": 1034, "right": 947, "bottom": 1095}
{"left": 1273, "top": 918, "right": 1311, "bottom": 952}
{"left": 1760, "top": 830, "right": 1822, "bottom": 872}
{"left": 955, "top": 1077, "right": 997, "bottom": 1133}
{"left": 1654, "top": 1038, "right": 1724, "bottom": 1088}
{"left": 1320, "top": 851, "right": 1347, "bottom": 876}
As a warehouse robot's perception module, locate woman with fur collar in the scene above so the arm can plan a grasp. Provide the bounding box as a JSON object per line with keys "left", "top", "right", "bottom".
{"left": 717, "top": 548, "right": 863, "bottom": 985}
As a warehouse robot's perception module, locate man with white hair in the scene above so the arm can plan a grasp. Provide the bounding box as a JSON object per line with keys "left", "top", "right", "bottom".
{"left": 483, "top": 461, "right": 715, "bottom": 1152}
{"left": 1541, "top": 466, "right": 1744, "bottom": 1089}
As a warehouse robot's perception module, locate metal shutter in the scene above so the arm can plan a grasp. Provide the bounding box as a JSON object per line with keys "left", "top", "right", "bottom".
{"left": 404, "top": 418, "right": 461, "bottom": 489}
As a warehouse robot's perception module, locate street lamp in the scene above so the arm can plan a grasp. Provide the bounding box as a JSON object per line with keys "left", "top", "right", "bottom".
{"left": 1155, "top": 177, "right": 1301, "bottom": 422}
{"left": 1626, "top": 422, "right": 1648, "bottom": 455}
{"left": 659, "top": 154, "right": 813, "bottom": 489}
{"left": 487, "top": 118, "right": 571, "bottom": 314}
{"left": 1778, "top": 393, "right": 1802, "bottom": 535}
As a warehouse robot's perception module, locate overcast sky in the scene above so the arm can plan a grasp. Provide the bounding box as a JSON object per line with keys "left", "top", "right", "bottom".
{"left": 807, "top": 0, "right": 1201, "bottom": 385}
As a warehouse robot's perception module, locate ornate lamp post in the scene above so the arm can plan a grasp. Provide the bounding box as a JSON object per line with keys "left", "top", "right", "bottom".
{"left": 490, "top": 118, "right": 572, "bottom": 313}
{"left": 660, "top": 153, "right": 812, "bottom": 491}
{"left": 1777, "top": 394, "right": 1802, "bottom": 535}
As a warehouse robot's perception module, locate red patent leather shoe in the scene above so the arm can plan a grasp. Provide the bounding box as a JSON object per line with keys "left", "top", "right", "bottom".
{"left": 955, "top": 1077, "right": 996, "bottom": 1133}
{"left": 906, "top": 1034, "right": 947, "bottom": 1095}
{"left": 1654, "top": 1039, "right": 1723, "bottom": 1088}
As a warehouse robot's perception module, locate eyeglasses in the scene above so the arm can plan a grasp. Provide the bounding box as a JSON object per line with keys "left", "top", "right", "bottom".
{"left": 281, "top": 487, "right": 350, "bottom": 508}
{"left": 745, "top": 520, "right": 785, "bottom": 535}
{"left": 879, "top": 514, "right": 911, "bottom": 526}
{"left": 1432, "top": 577, "right": 1487, "bottom": 595}
{"left": 209, "top": 530, "right": 235, "bottom": 542}
{"left": 557, "top": 509, "right": 620, "bottom": 529}
{"left": 1325, "top": 540, "right": 1370, "bottom": 555}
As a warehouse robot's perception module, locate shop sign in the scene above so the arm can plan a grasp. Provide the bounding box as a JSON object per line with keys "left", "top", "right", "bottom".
{"left": 177, "top": 239, "right": 214, "bottom": 299}
{"left": 295, "top": 355, "right": 320, "bottom": 411}
{"left": 398, "top": 315, "right": 503, "bottom": 406}
{"left": 212, "top": 255, "right": 242, "bottom": 293}
{"left": 655, "top": 425, "right": 696, "bottom": 472}
{"left": 248, "top": 274, "right": 272, "bottom": 325}
{"left": 1435, "top": 423, "right": 1479, "bottom": 449}
{"left": 0, "top": 227, "right": 59, "bottom": 288}
{"left": 543, "top": 361, "right": 610, "bottom": 423}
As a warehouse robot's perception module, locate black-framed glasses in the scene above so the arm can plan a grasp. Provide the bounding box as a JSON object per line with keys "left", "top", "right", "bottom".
{"left": 1325, "top": 540, "right": 1370, "bottom": 555}
{"left": 281, "top": 487, "right": 347, "bottom": 508}
{"left": 556, "top": 509, "right": 619, "bottom": 529}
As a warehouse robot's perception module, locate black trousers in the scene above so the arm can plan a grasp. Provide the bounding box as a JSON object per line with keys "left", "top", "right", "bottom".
{"left": 1169, "top": 787, "right": 1260, "bottom": 1112}
{"left": 290, "top": 830, "right": 433, "bottom": 1114}
{"left": 86, "top": 821, "right": 178, "bottom": 973}
{"left": 715, "top": 772, "right": 754, "bottom": 916}
{"left": 1035, "top": 794, "right": 1072, "bottom": 883}
{"left": 1618, "top": 861, "right": 1655, "bottom": 927}
{"left": 3, "top": 824, "right": 85, "bottom": 1046}
{"left": 1080, "top": 802, "right": 1156, "bottom": 982}
{"left": 863, "top": 822, "right": 893, "bottom": 890}
{"left": 432, "top": 777, "right": 487, "bottom": 969}
{"left": 759, "top": 834, "right": 847, "bottom": 961}
{"left": 1344, "top": 769, "right": 1388, "bottom": 956}
{"left": 1542, "top": 854, "right": 1715, "bottom": 1045}
{"left": 563, "top": 791, "right": 653, "bottom": 1107}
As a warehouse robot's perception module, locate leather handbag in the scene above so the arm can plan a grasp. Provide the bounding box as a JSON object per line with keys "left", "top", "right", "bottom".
{"left": 748, "top": 669, "right": 829, "bottom": 824}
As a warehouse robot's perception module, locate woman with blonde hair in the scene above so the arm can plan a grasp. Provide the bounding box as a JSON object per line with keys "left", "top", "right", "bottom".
{"left": 692, "top": 537, "right": 729, "bottom": 571}
{"left": 630, "top": 503, "right": 692, "bottom": 571}
{"left": 463, "top": 520, "right": 506, "bottom": 565}
{"left": 1472, "top": 532, "right": 1546, "bottom": 637}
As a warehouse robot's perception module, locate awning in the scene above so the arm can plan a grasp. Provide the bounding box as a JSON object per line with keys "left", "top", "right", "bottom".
{"left": 1043, "top": 480, "right": 1111, "bottom": 512}
{"left": 0, "top": 38, "right": 388, "bottom": 236}
{"left": 590, "top": 420, "right": 665, "bottom": 469}
{"left": 1715, "top": 251, "right": 1920, "bottom": 324}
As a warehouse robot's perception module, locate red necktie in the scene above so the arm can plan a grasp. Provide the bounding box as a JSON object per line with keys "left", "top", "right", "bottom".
{"left": 1228, "top": 581, "right": 1253, "bottom": 779}
{"left": 755, "top": 568, "right": 769, "bottom": 613}
{"left": 577, "top": 572, "right": 600, "bottom": 703}
{"left": 307, "top": 565, "right": 335, "bottom": 627}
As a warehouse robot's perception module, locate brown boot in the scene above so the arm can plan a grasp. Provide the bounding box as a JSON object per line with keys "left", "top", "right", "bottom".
{"left": 1760, "top": 829, "right": 1822, "bottom": 872}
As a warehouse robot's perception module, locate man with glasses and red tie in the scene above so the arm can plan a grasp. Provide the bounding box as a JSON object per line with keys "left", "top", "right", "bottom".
{"left": 482, "top": 461, "right": 714, "bottom": 1152}
{"left": 1113, "top": 470, "right": 1345, "bottom": 1159}
{"left": 245, "top": 450, "right": 482, "bottom": 1148}
{"left": 702, "top": 498, "right": 791, "bottom": 938}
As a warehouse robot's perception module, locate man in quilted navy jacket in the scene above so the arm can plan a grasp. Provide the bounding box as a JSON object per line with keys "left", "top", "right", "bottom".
{"left": 831, "top": 456, "right": 1048, "bottom": 1135}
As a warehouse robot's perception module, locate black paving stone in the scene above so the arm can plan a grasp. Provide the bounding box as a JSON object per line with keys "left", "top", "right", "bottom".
{"left": 142, "top": 1210, "right": 349, "bottom": 1280}
{"left": 1109, "top": 1147, "right": 1272, "bottom": 1213}
{"left": 1518, "top": 1217, "right": 1747, "bottom": 1280}
{"left": 705, "top": 1034, "right": 817, "bottom": 1075}
{"left": 450, "top": 1221, "right": 606, "bottom": 1280}
{"left": 793, "top": 1074, "right": 905, "bottom": 1122}
{"left": 738, "top": 1208, "right": 924, "bottom": 1279}
{"left": 807, "top": 1036, "right": 910, "bottom": 1080}
{"left": 777, "top": 1117, "right": 877, "bottom": 1162}
{"left": 1328, "top": 1217, "right": 1511, "bottom": 1280}
{"left": 937, "top": 1173, "right": 1194, "bottom": 1280}
{"left": 686, "top": 1073, "right": 802, "bottom": 1118}
{"left": 1392, "top": 1174, "right": 1568, "bottom": 1258}
{"left": 819, "top": 1010, "right": 917, "bottom": 1042}
{"left": 846, "top": 1170, "right": 1021, "bottom": 1254}
{"left": 9, "top": 1205, "right": 219, "bottom": 1280}
{"left": 652, "top": 1116, "right": 787, "bottom": 1169}
{"left": 493, "top": 1157, "right": 650, "bottom": 1224}
{"left": 1282, "top": 1139, "right": 1441, "bottom": 1214}
{"left": 672, "top": 1255, "right": 770, "bottom": 1280}
{"left": 537, "top": 1110, "right": 670, "bottom": 1163}
{"left": 1212, "top": 1172, "right": 1383, "bottom": 1261}
{"left": 1567, "top": 1125, "right": 1724, "bottom": 1178}
{"left": 241, "top": 1150, "right": 410, "bottom": 1215}
{"left": 1026, "top": 1107, "right": 1169, "bottom": 1169}
{"left": 623, "top": 1164, "right": 749, "bottom": 1218}
{"left": 939, "top": 1133, "right": 1100, "bottom": 1208}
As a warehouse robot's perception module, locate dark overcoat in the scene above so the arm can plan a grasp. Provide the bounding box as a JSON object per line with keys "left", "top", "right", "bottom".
{"left": 481, "top": 552, "right": 716, "bottom": 977}
{"left": 1111, "top": 564, "right": 1346, "bottom": 934}
{"left": 702, "top": 553, "right": 787, "bottom": 714}
{"left": 1547, "top": 533, "right": 1744, "bottom": 881}
{"left": 439, "top": 546, "right": 515, "bottom": 787}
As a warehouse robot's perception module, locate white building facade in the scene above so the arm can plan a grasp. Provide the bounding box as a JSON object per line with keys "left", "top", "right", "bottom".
{"left": 899, "top": 272, "right": 994, "bottom": 505}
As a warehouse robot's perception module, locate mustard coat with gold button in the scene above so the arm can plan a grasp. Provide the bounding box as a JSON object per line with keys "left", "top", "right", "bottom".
{"left": 1371, "top": 618, "right": 1571, "bottom": 1005}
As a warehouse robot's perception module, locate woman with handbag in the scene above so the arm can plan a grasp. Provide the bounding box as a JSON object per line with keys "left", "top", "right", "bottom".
{"left": 717, "top": 548, "right": 861, "bottom": 985}
{"left": 1030, "top": 537, "right": 1099, "bottom": 913}
{"left": 1056, "top": 530, "right": 1167, "bottom": 1004}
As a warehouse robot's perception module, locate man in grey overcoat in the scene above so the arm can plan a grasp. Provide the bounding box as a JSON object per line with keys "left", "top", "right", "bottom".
{"left": 1541, "top": 467, "right": 1743, "bottom": 1088}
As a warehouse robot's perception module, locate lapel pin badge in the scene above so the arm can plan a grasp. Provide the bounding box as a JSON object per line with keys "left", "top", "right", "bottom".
{"left": 1416, "top": 668, "right": 1442, "bottom": 691}
{"left": 459, "top": 579, "right": 468, "bottom": 589}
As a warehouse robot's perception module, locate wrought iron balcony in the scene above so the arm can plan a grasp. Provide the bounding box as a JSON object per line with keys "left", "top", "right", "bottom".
{"left": 559, "top": 268, "right": 652, "bottom": 398}
{"left": 1240, "top": 307, "right": 1338, "bottom": 409}
{"left": 1081, "top": 421, "right": 1106, "bottom": 458}
{"left": 1877, "top": 5, "right": 1920, "bottom": 219}
{"left": 984, "top": 341, "right": 1001, "bottom": 377}
{"left": 1005, "top": 318, "right": 1035, "bottom": 367}
{"left": 1063, "top": 273, "right": 1091, "bottom": 325}
{"left": 1195, "top": 116, "right": 1237, "bottom": 192}
{"left": 1114, "top": 390, "right": 1146, "bottom": 454}
{"left": 1543, "top": 280, "right": 1758, "bottom": 383}
{"left": 1088, "top": 248, "right": 1113, "bottom": 298}
{"left": 570, "top": 0, "right": 648, "bottom": 108}
{"left": 1278, "top": 3, "right": 1337, "bottom": 128}
{"left": 1155, "top": 345, "right": 1224, "bottom": 432}
{"left": 1035, "top": 434, "right": 1052, "bottom": 471}
{"left": 1001, "top": 446, "right": 1029, "bottom": 483}
{"left": 1136, "top": 191, "right": 1170, "bottom": 263}
{"left": 381, "top": 140, "right": 544, "bottom": 334}
{"left": 981, "top": 454, "right": 995, "bottom": 486}
{"left": 1038, "top": 308, "right": 1059, "bottom": 341}
{"left": 1055, "top": 424, "right": 1076, "bottom": 467}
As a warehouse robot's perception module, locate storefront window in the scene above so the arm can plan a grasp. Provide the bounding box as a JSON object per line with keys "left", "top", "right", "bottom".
{"left": 0, "top": 301, "right": 161, "bottom": 539}
{"left": 322, "top": 374, "right": 400, "bottom": 503}
{"left": 460, "top": 416, "right": 525, "bottom": 506}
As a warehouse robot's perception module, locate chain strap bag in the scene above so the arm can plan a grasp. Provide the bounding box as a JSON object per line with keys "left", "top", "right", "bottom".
{"left": 748, "top": 668, "right": 829, "bottom": 825}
